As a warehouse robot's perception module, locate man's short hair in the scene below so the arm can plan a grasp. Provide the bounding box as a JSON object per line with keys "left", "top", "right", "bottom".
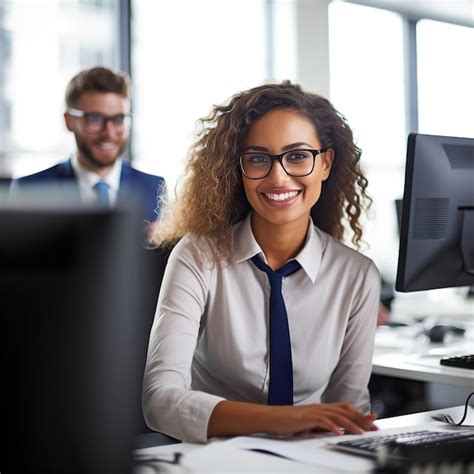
{"left": 65, "top": 66, "right": 131, "bottom": 107}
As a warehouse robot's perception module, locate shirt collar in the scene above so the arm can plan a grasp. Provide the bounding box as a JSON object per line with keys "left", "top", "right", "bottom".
{"left": 71, "top": 153, "right": 122, "bottom": 192}
{"left": 232, "top": 213, "right": 326, "bottom": 283}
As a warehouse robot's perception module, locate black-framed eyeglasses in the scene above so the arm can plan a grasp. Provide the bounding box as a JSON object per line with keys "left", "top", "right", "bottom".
{"left": 67, "top": 107, "right": 132, "bottom": 134}
{"left": 239, "top": 148, "right": 328, "bottom": 179}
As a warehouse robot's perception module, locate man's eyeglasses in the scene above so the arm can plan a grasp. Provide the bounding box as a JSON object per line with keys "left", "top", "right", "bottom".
{"left": 67, "top": 107, "right": 132, "bottom": 134}
{"left": 239, "top": 148, "right": 328, "bottom": 180}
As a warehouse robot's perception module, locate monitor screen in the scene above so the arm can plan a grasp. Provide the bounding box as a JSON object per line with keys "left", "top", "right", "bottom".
{"left": 1, "top": 204, "right": 149, "bottom": 473}
{"left": 396, "top": 133, "right": 474, "bottom": 292}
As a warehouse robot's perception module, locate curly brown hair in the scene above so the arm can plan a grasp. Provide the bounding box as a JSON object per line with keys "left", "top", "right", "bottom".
{"left": 152, "top": 81, "right": 371, "bottom": 260}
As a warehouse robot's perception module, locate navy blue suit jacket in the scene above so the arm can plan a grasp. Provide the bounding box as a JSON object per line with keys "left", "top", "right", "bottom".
{"left": 12, "top": 159, "right": 165, "bottom": 222}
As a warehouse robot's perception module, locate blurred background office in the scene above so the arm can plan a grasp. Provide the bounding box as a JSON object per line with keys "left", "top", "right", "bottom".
{"left": 0, "top": 0, "right": 472, "bottom": 308}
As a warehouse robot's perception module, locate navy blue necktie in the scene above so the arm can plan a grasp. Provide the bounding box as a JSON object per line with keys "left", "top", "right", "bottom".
{"left": 93, "top": 181, "right": 110, "bottom": 206}
{"left": 251, "top": 255, "right": 301, "bottom": 405}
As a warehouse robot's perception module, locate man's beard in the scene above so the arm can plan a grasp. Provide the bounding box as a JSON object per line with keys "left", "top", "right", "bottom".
{"left": 75, "top": 135, "right": 128, "bottom": 169}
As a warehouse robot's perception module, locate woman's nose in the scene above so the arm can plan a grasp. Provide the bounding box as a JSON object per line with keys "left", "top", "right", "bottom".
{"left": 266, "top": 159, "right": 290, "bottom": 185}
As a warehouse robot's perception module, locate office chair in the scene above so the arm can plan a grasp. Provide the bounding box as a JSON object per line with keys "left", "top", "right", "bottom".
{"left": 135, "top": 245, "right": 180, "bottom": 448}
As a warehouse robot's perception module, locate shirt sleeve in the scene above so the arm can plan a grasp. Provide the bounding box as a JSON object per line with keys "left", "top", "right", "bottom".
{"left": 321, "top": 259, "right": 380, "bottom": 413}
{"left": 142, "top": 236, "right": 225, "bottom": 442}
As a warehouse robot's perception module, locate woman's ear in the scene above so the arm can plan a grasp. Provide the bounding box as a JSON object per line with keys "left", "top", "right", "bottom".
{"left": 321, "top": 148, "right": 334, "bottom": 181}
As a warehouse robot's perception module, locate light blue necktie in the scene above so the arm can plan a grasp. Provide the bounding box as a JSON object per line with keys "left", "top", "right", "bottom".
{"left": 93, "top": 181, "right": 110, "bottom": 206}
{"left": 251, "top": 255, "right": 301, "bottom": 405}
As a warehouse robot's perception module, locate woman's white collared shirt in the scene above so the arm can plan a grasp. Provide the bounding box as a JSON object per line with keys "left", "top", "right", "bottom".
{"left": 143, "top": 215, "right": 380, "bottom": 443}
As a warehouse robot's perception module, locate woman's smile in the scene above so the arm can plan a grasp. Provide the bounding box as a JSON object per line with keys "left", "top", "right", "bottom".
{"left": 260, "top": 188, "right": 303, "bottom": 207}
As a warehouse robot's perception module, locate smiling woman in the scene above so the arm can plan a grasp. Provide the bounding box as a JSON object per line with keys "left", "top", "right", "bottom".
{"left": 240, "top": 109, "right": 333, "bottom": 268}
{"left": 153, "top": 82, "right": 370, "bottom": 257}
{"left": 144, "top": 81, "right": 380, "bottom": 443}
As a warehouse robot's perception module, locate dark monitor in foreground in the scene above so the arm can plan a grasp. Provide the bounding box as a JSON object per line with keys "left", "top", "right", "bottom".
{"left": 396, "top": 133, "right": 474, "bottom": 292}
{"left": 1, "top": 204, "right": 147, "bottom": 473}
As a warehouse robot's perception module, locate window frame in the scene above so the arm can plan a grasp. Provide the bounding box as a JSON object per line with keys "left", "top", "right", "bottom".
{"left": 341, "top": 0, "right": 474, "bottom": 135}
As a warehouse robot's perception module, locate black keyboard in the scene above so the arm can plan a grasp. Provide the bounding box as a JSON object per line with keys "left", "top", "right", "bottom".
{"left": 333, "top": 430, "right": 474, "bottom": 463}
{"left": 440, "top": 354, "right": 474, "bottom": 370}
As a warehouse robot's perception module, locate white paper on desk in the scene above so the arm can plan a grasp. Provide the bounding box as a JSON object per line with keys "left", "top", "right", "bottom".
{"left": 223, "top": 435, "right": 375, "bottom": 472}
{"left": 181, "top": 443, "right": 317, "bottom": 473}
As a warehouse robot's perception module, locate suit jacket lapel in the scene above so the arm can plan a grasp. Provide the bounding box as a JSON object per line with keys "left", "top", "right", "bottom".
{"left": 57, "top": 159, "right": 77, "bottom": 180}
{"left": 58, "top": 158, "right": 81, "bottom": 200}
{"left": 119, "top": 160, "right": 132, "bottom": 189}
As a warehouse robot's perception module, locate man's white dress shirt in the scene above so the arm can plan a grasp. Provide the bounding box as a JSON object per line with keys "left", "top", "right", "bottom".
{"left": 143, "top": 214, "right": 380, "bottom": 442}
{"left": 71, "top": 154, "right": 122, "bottom": 205}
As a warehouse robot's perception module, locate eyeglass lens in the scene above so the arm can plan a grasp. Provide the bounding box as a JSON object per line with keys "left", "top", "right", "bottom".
{"left": 241, "top": 150, "right": 315, "bottom": 179}
{"left": 85, "top": 113, "right": 130, "bottom": 133}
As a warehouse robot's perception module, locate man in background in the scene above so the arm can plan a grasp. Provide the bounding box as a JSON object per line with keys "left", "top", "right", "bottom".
{"left": 11, "top": 66, "right": 165, "bottom": 225}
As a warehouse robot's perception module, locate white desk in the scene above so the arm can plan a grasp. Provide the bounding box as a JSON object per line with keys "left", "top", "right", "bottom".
{"left": 134, "top": 405, "right": 474, "bottom": 473}
{"left": 373, "top": 286, "right": 473, "bottom": 388}
{"left": 372, "top": 324, "right": 474, "bottom": 387}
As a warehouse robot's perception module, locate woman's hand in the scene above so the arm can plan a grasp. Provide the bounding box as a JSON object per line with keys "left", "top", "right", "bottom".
{"left": 267, "top": 402, "right": 378, "bottom": 436}
{"left": 377, "top": 302, "right": 390, "bottom": 326}
{"left": 208, "top": 401, "right": 378, "bottom": 438}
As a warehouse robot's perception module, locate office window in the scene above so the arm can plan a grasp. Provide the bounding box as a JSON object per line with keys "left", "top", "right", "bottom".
{"left": 417, "top": 20, "right": 474, "bottom": 138}
{"left": 329, "top": 2, "right": 406, "bottom": 279}
{"left": 0, "top": 0, "right": 120, "bottom": 179}
{"left": 131, "top": 0, "right": 267, "bottom": 193}
{"left": 272, "top": 0, "right": 297, "bottom": 82}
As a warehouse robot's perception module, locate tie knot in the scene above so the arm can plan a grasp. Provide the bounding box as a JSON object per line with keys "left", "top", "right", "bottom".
{"left": 251, "top": 255, "right": 301, "bottom": 278}
{"left": 277, "top": 259, "right": 302, "bottom": 277}
{"left": 93, "top": 181, "right": 110, "bottom": 206}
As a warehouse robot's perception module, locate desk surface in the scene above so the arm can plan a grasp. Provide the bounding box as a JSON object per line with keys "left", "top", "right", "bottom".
{"left": 373, "top": 318, "right": 474, "bottom": 387}
{"left": 135, "top": 405, "right": 474, "bottom": 474}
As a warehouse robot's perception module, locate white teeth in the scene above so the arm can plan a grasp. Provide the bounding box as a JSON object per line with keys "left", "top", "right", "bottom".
{"left": 97, "top": 143, "right": 114, "bottom": 150}
{"left": 264, "top": 191, "right": 300, "bottom": 201}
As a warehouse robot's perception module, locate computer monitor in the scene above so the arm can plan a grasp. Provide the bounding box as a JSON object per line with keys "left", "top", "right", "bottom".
{"left": 1, "top": 204, "right": 149, "bottom": 473}
{"left": 396, "top": 133, "right": 474, "bottom": 292}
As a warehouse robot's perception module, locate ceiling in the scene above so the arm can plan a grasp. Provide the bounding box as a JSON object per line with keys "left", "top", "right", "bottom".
{"left": 342, "top": 0, "right": 474, "bottom": 27}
